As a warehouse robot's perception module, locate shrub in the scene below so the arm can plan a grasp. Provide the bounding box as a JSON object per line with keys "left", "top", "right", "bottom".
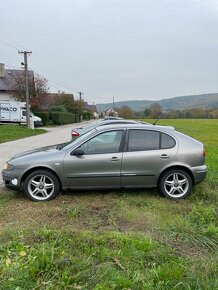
{"left": 49, "top": 105, "right": 68, "bottom": 112}
{"left": 34, "top": 112, "right": 49, "bottom": 125}
{"left": 82, "top": 111, "right": 93, "bottom": 120}
{"left": 50, "top": 112, "right": 76, "bottom": 125}
{"left": 75, "top": 114, "right": 81, "bottom": 123}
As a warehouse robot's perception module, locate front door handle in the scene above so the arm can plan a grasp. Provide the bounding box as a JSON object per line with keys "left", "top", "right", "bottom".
{"left": 110, "top": 157, "right": 120, "bottom": 161}
{"left": 160, "top": 154, "right": 170, "bottom": 159}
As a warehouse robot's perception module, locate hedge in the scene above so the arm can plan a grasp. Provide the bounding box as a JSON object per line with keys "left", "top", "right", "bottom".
{"left": 82, "top": 111, "right": 93, "bottom": 120}
{"left": 50, "top": 112, "right": 80, "bottom": 125}
{"left": 34, "top": 112, "right": 49, "bottom": 125}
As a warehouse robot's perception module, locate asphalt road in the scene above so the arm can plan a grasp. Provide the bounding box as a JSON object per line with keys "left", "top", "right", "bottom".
{"left": 0, "top": 120, "right": 93, "bottom": 186}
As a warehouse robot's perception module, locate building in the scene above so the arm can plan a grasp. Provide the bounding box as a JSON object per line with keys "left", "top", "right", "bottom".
{"left": 0, "top": 63, "right": 34, "bottom": 102}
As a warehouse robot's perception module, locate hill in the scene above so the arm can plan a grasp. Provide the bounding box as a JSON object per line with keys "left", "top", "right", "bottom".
{"left": 96, "top": 93, "right": 218, "bottom": 112}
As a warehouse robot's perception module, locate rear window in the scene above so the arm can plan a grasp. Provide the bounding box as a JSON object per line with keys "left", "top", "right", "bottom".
{"left": 128, "top": 130, "right": 160, "bottom": 151}
{"left": 128, "top": 130, "right": 176, "bottom": 151}
{"left": 161, "top": 133, "right": 176, "bottom": 149}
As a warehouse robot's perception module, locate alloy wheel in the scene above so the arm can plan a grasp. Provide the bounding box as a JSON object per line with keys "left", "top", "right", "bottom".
{"left": 28, "top": 174, "right": 55, "bottom": 201}
{"left": 164, "top": 173, "right": 189, "bottom": 198}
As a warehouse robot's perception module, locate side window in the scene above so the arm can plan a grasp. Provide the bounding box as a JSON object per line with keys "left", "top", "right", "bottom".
{"left": 128, "top": 130, "right": 160, "bottom": 151}
{"left": 81, "top": 130, "right": 123, "bottom": 154}
{"left": 161, "top": 133, "right": 176, "bottom": 149}
{"left": 22, "top": 111, "right": 26, "bottom": 117}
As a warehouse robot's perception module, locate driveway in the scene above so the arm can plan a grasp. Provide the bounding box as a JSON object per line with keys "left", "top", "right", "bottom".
{"left": 0, "top": 120, "right": 94, "bottom": 186}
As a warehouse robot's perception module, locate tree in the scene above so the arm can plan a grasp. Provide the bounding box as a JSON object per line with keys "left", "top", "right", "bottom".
{"left": 144, "top": 108, "right": 151, "bottom": 118}
{"left": 117, "top": 106, "right": 133, "bottom": 118}
{"left": 209, "top": 109, "right": 218, "bottom": 118}
{"left": 8, "top": 72, "right": 49, "bottom": 111}
{"left": 30, "top": 75, "right": 49, "bottom": 110}
{"left": 54, "top": 93, "right": 84, "bottom": 115}
{"left": 149, "top": 103, "right": 162, "bottom": 118}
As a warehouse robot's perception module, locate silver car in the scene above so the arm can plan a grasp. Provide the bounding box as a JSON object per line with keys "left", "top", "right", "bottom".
{"left": 71, "top": 119, "right": 150, "bottom": 139}
{"left": 2, "top": 124, "right": 207, "bottom": 202}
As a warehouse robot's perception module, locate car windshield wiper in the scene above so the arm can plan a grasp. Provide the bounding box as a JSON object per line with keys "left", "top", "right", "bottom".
{"left": 56, "top": 143, "right": 68, "bottom": 150}
{"left": 56, "top": 140, "right": 76, "bottom": 150}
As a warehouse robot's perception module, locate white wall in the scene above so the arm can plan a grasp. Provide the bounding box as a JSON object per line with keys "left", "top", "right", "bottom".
{"left": 0, "top": 92, "right": 16, "bottom": 101}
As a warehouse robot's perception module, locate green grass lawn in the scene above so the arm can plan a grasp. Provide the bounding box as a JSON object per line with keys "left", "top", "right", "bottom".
{"left": 0, "top": 119, "right": 217, "bottom": 289}
{"left": 0, "top": 125, "right": 46, "bottom": 143}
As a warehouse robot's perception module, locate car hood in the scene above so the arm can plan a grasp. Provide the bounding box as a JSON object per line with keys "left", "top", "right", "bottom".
{"left": 9, "top": 144, "right": 58, "bottom": 161}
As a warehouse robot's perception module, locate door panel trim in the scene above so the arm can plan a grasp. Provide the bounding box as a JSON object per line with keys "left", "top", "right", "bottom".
{"left": 121, "top": 173, "right": 155, "bottom": 177}
{"left": 66, "top": 173, "right": 120, "bottom": 179}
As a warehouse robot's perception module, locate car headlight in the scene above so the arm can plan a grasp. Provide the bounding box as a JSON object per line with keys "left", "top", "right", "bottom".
{"left": 3, "top": 163, "right": 15, "bottom": 171}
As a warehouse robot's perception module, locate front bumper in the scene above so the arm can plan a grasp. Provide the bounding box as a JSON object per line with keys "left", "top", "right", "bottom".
{"left": 2, "top": 169, "right": 22, "bottom": 190}
{"left": 191, "top": 164, "right": 207, "bottom": 184}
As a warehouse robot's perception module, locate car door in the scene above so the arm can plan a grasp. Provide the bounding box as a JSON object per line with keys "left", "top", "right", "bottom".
{"left": 64, "top": 130, "right": 124, "bottom": 189}
{"left": 121, "top": 129, "right": 178, "bottom": 187}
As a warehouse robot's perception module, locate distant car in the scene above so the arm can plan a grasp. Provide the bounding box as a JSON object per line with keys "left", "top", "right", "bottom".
{"left": 103, "top": 116, "right": 124, "bottom": 120}
{"left": 71, "top": 119, "right": 150, "bottom": 140}
{"left": 2, "top": 123, "right": 206, "bottom": 202}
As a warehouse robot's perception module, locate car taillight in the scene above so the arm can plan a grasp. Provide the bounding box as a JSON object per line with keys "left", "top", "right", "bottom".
{"left": 203, "top": 147, "right": 206, "bottom": 157}
{"left": 71, "top": 131, "right": 80, "bottom": 137}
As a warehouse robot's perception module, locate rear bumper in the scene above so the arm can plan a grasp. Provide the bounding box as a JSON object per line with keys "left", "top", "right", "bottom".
{"left": 191, "top": 165, "right": 207, "bottom": 184}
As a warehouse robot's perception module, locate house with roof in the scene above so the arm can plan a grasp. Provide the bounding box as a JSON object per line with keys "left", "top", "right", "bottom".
{"left": 0, "top": 63, "right": 34, "bottom": 102}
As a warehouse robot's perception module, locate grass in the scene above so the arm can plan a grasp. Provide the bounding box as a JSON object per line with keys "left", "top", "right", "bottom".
{"left": 0, "top": 119, "right": 217, "bottom": 289}
{"left": 0, "top": 125, "right": 46, "bottom": 143}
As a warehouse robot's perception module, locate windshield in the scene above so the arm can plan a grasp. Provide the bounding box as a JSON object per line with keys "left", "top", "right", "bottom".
{"left": 59, "top": 128, "right": 97, "bottom": 150}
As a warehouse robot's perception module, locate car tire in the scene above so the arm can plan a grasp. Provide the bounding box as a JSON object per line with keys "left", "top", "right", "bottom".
{"left": 158, "top": 169, "right": 192, "bottom": 200}
{"left": 24, "top": 170, "right": 60, "bottom": 202}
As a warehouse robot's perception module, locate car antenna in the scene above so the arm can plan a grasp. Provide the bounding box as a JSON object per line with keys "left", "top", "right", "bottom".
{"left": 153, "top": 113, "right": 162, "bottom": 125}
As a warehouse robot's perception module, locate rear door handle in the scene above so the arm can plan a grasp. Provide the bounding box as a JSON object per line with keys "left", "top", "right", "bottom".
{"left": 160, "top": 154, "right": 170, "bottom": 159}
{"left": 110, "top": 157, "right": 120, "bottom": 161}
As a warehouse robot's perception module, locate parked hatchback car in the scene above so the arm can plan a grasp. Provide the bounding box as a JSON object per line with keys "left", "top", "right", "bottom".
{"left": 71, "top": 119, "right": 150, "bottom": 139}
{"left": 2, "top": 124, "right": 207, "bottom": 202}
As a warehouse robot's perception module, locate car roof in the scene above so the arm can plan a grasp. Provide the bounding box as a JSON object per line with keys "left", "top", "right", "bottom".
{"left": 75, "top": 119, "right": 144, "bottom": 130}
{"left": 103, "top": 117, "right": 124, "bottom": 120}
{"left": 95, "top": 123, "right": 175, "bottom": 133}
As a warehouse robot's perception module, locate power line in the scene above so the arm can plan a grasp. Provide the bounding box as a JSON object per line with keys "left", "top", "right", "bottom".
{"left": 28, "top": 59, "right": 81, "bottom": 95}
{"left": 0, "top": 33, "right": 27, "bottom": 50}
{"left": 1, "top": 34, "right": 85, "bottom": 99}
{"left": 0, "top": 37, "right": 19, "bottom": 50}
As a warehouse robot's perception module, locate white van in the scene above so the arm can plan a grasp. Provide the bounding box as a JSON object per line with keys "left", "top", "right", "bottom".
{"left": 0, "top": 101, "right": 42, "bottom": 126}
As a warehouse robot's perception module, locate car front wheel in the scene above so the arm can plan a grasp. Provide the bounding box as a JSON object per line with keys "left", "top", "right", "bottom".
{"left": 158, "top": 169, "right": 192, "bottom": 199}
{"left": 24, "top": 170, "right": 60, "bottom": 201}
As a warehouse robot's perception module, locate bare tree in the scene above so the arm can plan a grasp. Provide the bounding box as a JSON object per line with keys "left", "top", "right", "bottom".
{"left": 149, "top": 103, "right": 162, "bottom": 118}
{"left": 7, "top": 71, "right": 49, "bottom": 110}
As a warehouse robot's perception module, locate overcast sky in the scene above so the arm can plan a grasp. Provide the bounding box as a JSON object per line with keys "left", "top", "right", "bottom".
{"left": 1, "top": 0, "right": 218, "bottom": 104}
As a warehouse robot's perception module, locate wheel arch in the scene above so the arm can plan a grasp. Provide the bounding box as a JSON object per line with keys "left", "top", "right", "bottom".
{"left": 21, "top": 166, "right": 62, "bottom": 190}
{"left": 157, "top": 165, "right": 194, "bottom": 186}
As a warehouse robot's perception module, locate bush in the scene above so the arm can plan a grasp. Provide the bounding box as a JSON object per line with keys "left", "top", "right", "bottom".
{"left": 82, "top": 111, "right": 93, "bottom": 120}
{"left": 49, "top": 105, "right": 68, "bottom": 113}
{"left": 50, "top": 112, "right": 78, "bottom": 125}
{"left": 75, "top": 114, "right": 81, "bottom": 122}
{"left": 34, "top": 112, "right": 49, "bottom": 125}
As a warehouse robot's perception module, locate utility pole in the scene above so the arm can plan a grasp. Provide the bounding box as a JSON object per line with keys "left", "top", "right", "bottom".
{"left": 19, "top": 50, "right": 32, "bottom": 128}
{"left": 112, "top": 97, "right": 115, "bottom": 110}
{"left": 78, "top": 91, "right": 83, "bottom": 101}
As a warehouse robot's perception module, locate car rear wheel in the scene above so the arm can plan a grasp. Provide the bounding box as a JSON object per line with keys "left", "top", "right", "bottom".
{"left": 24, "top": 170, "right": 60, "bottom": 201}
{"left": 158, "top": 169, "right": 192, "bottom": 199}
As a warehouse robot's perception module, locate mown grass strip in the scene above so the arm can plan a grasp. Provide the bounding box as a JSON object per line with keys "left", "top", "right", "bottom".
{"left": 0, "top": 125, "right": 46, "bottom": 143}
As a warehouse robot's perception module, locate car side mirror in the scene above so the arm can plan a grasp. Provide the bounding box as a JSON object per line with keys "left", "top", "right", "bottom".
{"left": 71, "top": 147, "right": 84, "bottom": 156}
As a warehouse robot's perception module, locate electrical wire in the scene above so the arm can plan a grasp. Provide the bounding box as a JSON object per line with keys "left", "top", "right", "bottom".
{"left": 0, "top": 37, "right": 19, "bottom": 50}
{"left": 0, "top": 34, "right": 84, "bottom": 98}
{"left": 0, "top": 33, "right": 28, "bottom": 50}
